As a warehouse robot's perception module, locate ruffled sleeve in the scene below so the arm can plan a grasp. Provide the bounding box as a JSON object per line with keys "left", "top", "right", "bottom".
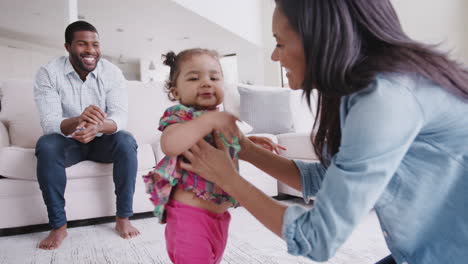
{"left": 158, "top": 104, "right": 195, "bottom": 131}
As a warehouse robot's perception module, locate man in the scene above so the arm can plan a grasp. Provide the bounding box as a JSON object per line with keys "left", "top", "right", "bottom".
{"left": 33, "top": 21, "right": 140, "bottom": 250}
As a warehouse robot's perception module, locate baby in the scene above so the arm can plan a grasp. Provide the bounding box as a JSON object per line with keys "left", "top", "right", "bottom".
{"left": 143, "top": 48, "right": 284, "bottom": 264}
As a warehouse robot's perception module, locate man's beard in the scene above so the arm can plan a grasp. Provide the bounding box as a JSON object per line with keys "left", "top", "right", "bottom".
{"left": 70, "top": 52, "right": 100, "bottom": 73}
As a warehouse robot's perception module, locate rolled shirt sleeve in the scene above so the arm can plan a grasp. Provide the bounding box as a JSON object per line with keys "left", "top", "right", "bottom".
{"left": 105, "top": 69, "right": 128, "bottom": 132}
{"left": 33, "top": 66, "right": 66, "bottom": 135}
{"left": 282, "top": 78, "right": 425, "bottom": 261}
{"left": 293, "top": 160, "right": 327, "bottom": 203}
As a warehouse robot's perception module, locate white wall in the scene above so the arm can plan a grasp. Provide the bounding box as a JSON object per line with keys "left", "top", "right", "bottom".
{"left": 141, "top": 54, "right": 243, "bottom": 85}
{"left": 140, "top": 58, "right": 169, "bottom": 83}
{"left": 259, "top": 0, "right": 468, "bottom": 87}
{"left": 392, "top": 0, "right": 468, "bottom": 63}
{"left": 261, "top": 0, "right": 281, "bottom": 87}
{"left": 0, "top": 39, "right": 62, "bottom": 80}
{"left": 0, "top": 37, "right": 140, "bottom": 81}
{"left": 172, "top": 0, "right": 264, "bottom": 46}
{"left": 104, "top": 56, "right": 140, "bottom": 81}
{"left": 236, "top": 46, "right": 265, "bottom": 85}
{"left": 220, "top": 55, "right": 239, "bottom": 84}
{"left": 170, "top": 0, "right": 270, "bottom": 85}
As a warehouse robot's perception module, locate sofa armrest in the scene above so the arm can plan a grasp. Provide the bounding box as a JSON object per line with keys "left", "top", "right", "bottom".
{"left": 277, "top": 132, "right": 317, "bottom": 160}
{"left": 0, "top": 121, "right": 9, "bottom": 148}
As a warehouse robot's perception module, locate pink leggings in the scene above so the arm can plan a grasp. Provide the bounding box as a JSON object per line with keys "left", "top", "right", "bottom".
{"left": 164, "top": 200, "right": 231, "bottom": 264}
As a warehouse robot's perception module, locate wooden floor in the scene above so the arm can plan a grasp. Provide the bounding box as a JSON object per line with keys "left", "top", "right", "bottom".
{"left": 0, "top": 198, "right": 389, "bottom": 264}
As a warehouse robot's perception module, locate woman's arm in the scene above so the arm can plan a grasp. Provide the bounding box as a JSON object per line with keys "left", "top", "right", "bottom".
{"left": 223, "top": 172, "right": 288, "bottom": 237}
{"left": 161, "top": 111, "right": 239, "bottom": 157}
{"left": 239, "top": 137, "right": 303, "bottom": 191}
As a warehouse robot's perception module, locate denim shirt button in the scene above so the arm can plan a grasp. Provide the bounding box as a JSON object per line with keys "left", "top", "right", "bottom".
{"left": 383, "top": 231, "right": 388, "bottom": 237}
{"left": 402, "top": 262, "right": 408, "bottom": 264}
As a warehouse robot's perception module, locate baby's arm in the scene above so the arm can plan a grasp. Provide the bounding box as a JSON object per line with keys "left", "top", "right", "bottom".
{"left": 160, "top": 111, "right": 239, "bottom": 157}
{"left": 160, "top": 115, "right": 213, "bottom": 157}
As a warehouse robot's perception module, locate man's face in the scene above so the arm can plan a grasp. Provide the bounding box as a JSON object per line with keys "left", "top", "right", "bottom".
{"left": 65, "top": 31, "right": 101, "bottom": 74}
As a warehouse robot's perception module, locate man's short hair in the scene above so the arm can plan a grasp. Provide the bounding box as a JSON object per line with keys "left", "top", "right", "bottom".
{"left": 65, "top": 21, "right": 98, "bottom": 45}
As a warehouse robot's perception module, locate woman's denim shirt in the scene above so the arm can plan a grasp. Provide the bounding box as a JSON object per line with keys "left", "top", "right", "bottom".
{"left": 283, "top": 73, "right": 468, "bottom": 264}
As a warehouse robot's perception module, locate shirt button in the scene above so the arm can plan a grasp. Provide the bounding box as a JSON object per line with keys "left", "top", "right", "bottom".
{"left": 402, "top": 262, "right": 408, "bottom": 264}
{"left": 383, "top": 231, "right": 388, "bottom": 237}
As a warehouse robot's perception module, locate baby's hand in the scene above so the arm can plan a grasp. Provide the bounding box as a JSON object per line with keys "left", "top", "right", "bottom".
{"left": 203, "top": 111, "right": 240, "bottom": 144}
{"left": 247, "top": 136, "right": 286, "bottom": 154}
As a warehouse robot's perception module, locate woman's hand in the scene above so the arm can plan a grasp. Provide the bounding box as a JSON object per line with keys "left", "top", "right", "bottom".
{"left": 181, "top": 132, "right": 288, "bottom": 239}
{"left": 179, "top": 132, "right": 239, "bottom": 190}
{"left": 201, "top": 111, "right": 240, "bottom": 144}
{"left": 247, "top": 136, "right": 287, "bottom": 154}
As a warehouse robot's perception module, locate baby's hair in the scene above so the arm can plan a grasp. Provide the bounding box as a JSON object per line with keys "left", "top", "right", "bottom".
{"left": 161, "top": 48, "right": 222, "bottom": 101}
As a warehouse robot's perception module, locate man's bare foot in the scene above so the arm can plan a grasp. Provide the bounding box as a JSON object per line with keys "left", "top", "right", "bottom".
{"left": 38, "top": 224, "right": 68, "bottom": 250}
{"left": 115, "top": 216, "right": 140, "bottom": 239}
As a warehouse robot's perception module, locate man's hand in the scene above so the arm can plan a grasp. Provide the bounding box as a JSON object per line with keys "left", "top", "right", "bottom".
{"left": 72, "top": 122, "right": 100, "bottom": 143}
{"left": 78, "top": 105, "right": 107, "bottom": 126}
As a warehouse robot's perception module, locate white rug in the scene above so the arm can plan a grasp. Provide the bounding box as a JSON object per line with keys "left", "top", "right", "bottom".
{"left": 0, "top": 202, "right": 389, "bottom": 264}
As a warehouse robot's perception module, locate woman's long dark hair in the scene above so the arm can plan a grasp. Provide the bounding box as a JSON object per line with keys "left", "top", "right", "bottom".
{"left": 276, "top": 0, "right": 468, "bottom": 165}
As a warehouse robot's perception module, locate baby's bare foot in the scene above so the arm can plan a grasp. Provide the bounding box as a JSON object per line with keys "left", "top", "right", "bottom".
{"left": 115, "top": 216, "right": 140, "bottom": 239}
{"left": 38, "top": 225, "right": 68, "bottom": 250}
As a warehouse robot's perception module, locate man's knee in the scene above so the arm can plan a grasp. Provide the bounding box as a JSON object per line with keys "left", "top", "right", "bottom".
{"left": 36, "top": 134, "right": 66, "bottom": 157}
{"left": 113, "top": 131, "right": 138, "bottom": 152}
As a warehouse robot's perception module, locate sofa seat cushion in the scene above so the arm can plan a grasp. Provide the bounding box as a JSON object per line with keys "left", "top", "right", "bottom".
{"left": 0, "top": 143, "right": 156, "bottom": 181}
{"left": 277, "top": 132, "right": 318, "bottom": 160}
{"left": 126, "top": 81, "right": 175, "bottom": 145}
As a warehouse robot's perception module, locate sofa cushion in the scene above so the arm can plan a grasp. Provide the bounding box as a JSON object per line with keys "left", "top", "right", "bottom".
{"left": 126, "top": 81, "right": 175, "bottom": 145}
{"left": 277, "top": 132, "right": 318, "bottom": 160}
{"left": 290, "top": 90, "right": 317, "bottom": 133}
{"left": 223, "top": 82, "right": 241, "bottom": 117}
{"left": 223, "top": 83, "right": 316, "bottom": 134}
{"left": 238, "top": 85, "right": 294, "bottom": 134}
{"left": 0, "top": 143, "right": 156, "bottom": 181}
{"left": 0, "top": 79, "right": 42, "bottom": 148}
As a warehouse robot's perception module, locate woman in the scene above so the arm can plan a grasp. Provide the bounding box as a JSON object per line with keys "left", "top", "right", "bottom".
{"left": 180, "top": 1, "right": 468, "bottom": 263}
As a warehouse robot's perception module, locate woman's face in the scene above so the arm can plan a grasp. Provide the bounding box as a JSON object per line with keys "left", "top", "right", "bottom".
{"left": 271, "top": 6, "right": 306, "bottom": 90}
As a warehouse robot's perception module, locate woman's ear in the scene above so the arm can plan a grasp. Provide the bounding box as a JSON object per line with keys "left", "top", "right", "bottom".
{"left": 170, "top": 87, "right": 180, "bottom": 100}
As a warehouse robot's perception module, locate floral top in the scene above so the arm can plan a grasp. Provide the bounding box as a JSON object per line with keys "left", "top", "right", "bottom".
{"left": 143, "top": 104, "right": 240, "bottom": 223}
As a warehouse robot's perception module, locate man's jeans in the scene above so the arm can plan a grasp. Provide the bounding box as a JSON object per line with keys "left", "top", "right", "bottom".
{"left": 35, "top": 131, "right": 138, "bottom": 229}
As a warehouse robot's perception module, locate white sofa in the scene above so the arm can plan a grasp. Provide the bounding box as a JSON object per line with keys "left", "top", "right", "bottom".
{"left": 0, "top": 79, "right": 317, "bottom": 229}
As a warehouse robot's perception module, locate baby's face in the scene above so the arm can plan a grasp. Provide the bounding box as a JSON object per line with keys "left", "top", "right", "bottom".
{"left": 172, "top": 54, "right": 224, "bottom": 109}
